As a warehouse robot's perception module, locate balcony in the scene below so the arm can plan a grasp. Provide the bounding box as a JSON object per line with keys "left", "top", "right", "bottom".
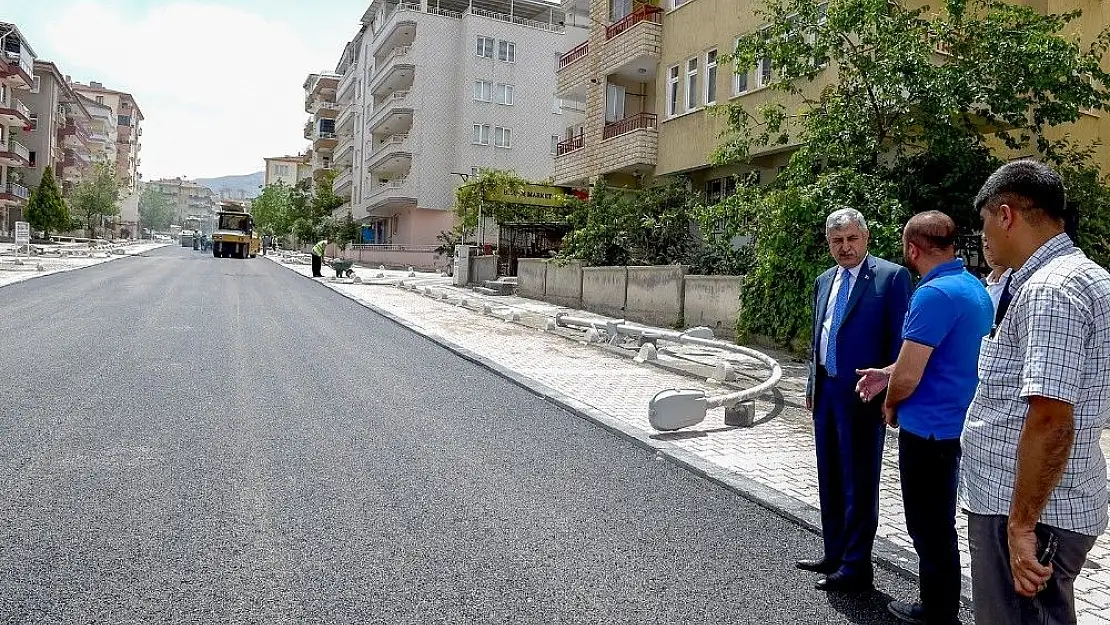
{"left": 306, "top": 74, "right": 340, "bottom": 100}
{"left": 366, "top": 133, "right": 411, "bottom": 173}
{"left": 600, "top": 112, "right": 657, "bottom": 172}
{"left": 370, "top": 53, "right": 414, "bottom": 98}
{"left": 334, "top": 168, "right": 353, "bottom": 197}
{"left": 365, "top": 176, "right": 416, "bottom": 214}
{"left": 372, "top": 3, "right": 420, "bottom": 57}
{"left": 312, "top": 131, "right": 338, "bottom": 152}
{"left": 556, "top": 41, "right": 591, "bottom": 97}
{"left": 304, "top": 120, "right": 313, "bottom": 140}
{"left": 337, "top": 66, "right": 358, "bottom": 104}
{"left": 599, "top": 6, "right": 662, "bottom": 81}
{"left": 0, "top": 97, "right": 30, "bottom": 127}
{"left": 310, "top": 97, "right": 341, "bottom": 118}
{"left": 336, "top": 102, "right": 357, "bottom": 133}
{"left": 556, "top": 133, "right": 584, "bottom": 156}
{"left": 333, "top": 134, "right": 355, "bottom": 165}
{"left": 1, "top": 50, "right": 34, "bottom": 90}
{"left": 0, "top": 181, "right": 28, "bottom": 205}
{"left": 367, "top": 90, "right": 414, "bottom": 134}
{"left": 62, "top": 121, "right": 92, "bottom": 148}
{"left": 0, "top": 138, "right": 30, "bottom": 166}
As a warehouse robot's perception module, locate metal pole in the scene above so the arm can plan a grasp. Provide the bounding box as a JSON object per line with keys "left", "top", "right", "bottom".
{"left": 478, "top": 197, "right": 484, "bottom": 248}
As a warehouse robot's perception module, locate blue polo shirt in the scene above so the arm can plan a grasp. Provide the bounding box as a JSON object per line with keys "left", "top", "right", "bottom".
{"left": 897, "top": 258, "right": 994, "bottom": 440}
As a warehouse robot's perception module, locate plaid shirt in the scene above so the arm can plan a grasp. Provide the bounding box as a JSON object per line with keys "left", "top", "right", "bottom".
{"left": 961, "top": 233, "right": 1110, "bottom": 536}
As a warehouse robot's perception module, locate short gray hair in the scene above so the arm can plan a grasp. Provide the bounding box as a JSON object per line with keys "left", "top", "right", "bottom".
{"left": 825, "top": 208, "right": 868, "bottom": 234}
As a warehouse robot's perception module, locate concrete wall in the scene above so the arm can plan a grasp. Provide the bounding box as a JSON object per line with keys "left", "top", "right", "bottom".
{"left": 336, "top": 246, "right": 439, "bottom": 270}
{"left": 582, "top": 266, "right": 627, "bottom": 318}
{"left": 544, "top": 261, "right": 583, "bottom": 308}
{"left": 517, "top": 258, "right": 547, "bottom": 298}
{"left": 683, "top": 275, "right": 742, "bottom": 339}
{"left": 625, "top": 265, "right": 687, "bottom": 328}
{"left": 468, "top": 255, "right": 498, "bottom": 285}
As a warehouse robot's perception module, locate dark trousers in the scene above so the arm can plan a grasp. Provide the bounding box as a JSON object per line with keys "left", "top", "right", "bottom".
{"left": 814, "top": 370, "right": 886, "bottom": 577}
{"left": 311, "top": 253, "right": 322, "bottom": 277}
{"left": 900, "top": 430, "right": 961, "bottom": 624}
{"left": 969, "top": 513, "right": 1097, "bottom": 625}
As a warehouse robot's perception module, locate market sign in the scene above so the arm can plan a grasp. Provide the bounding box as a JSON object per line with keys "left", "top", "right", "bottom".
{"left": 485, "top": 184, "right": 571, "bottom": 208}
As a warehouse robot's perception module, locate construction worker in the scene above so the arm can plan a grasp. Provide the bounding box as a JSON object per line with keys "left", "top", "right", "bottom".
{"left": 311, "top": 238, "right": 328, "bottom": 277}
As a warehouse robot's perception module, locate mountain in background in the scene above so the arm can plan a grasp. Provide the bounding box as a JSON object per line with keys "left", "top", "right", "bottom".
{"left": 194, "top": 171, "right": 265, "bottom": 200}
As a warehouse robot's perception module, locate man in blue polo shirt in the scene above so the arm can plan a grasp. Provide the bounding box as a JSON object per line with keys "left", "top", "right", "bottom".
{"left": 856, "top": 211, "right": 993, "bottom": 625}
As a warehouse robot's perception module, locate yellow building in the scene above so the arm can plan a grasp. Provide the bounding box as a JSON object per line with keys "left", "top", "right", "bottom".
{"left": 263, "top": 154, "right": 312, "bottom": 188}
{"left": 553, "top": 0, "right": 1110, "bottom": 196}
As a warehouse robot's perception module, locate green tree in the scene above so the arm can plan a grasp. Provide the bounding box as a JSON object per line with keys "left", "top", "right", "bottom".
{"left": 292, "top": 172, "right": 345, "bottom": 244}
{"left": 25, "top": 166, "right": 69, "bottom": 238}
{"left": 251, "top": 182, "right": 293, "bottom": 237}
{"left": 708, "top": 0, "right": 1110, "bottom": 348}
{"left": 69, "top": 162, "right": 121, "bottom": 240}
{"left": 559, "top": 181, "right": 698, "bottom": 267}
{"left": 138, "top": 184, "right": 175, "bottom": 233}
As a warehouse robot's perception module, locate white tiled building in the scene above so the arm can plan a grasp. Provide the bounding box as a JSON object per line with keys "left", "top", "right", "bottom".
{"left": 0, "top": 22, "right": 36, "bottom": 237}
{"left": 316, "top": 0, "right": 584, "bottom": 250}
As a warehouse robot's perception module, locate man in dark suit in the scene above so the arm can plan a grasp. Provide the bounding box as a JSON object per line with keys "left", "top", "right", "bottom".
{"left": 800, "top": 208, "right": 913, "bottom": 592}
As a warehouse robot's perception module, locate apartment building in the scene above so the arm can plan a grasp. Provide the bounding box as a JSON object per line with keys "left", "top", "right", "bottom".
{"left": 21, "top": 61, "right": 96, "bottom": 196}
{"left": 0, "top": 22, "right": 36, "bottom": 237}
{"left": 312, "top": 0, "right": 582, "bottom": 250}
{"left": 264, "top": 154, "right": 313, "bottom": 187}
{"left": 145, "top": 177, "right": 218, "bottom": 223}
{"left": 69, "top": 81, "right": 144, "bottom": 236}
{"left": 78, "top": 93, "right": 117, "bottom": 169}
{"left": 556, "top": 0, "right": 1110, "bottom": 199}
{"left": 303, "top": 73, "right": 341, "bottom": 181}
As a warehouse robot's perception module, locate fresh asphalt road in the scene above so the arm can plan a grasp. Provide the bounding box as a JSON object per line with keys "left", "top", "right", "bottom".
{"left": 0, "top": 246, "right": 974, "bottom": 624}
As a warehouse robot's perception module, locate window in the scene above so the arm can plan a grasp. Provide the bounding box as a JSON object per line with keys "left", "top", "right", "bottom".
{"left": 118, "top": 114, "right": 132, "bottom": 127}
{"left": 28, "top": 151, "right": 36, "bottom": 168}
{"left": 685, "top": 58, "right": 699, "bottom": 111}
{"left": 31, "top": 76, "right": 40, "bottom": 93}
{"left": 758, "top": 56, "right": 773, "bottom": 88}
{"left": 605, "top": 83, "right": 626, "bottom": 123}
{"left": 476, "top": 36, "right": 495, "bottom": 58}
{"left": 705, "top": 49, "right": 718, "bottom": 105}
{"left": 672, "top": 0, "right": 690, "bottom": 8}
{"left": 552, "top": 97, "right": 563, "bottom": 114}
{"left": 498, "top": 40, "right": 516, "bottom": 63}
{"left": 733, "top": 38, "right": 749, "bottom": 95}
{"left": 96, "top": 95, "right": 104, "bottom": 104}
{"left": 667, "top": 65, "right": 680, "bottom": 117}
{"left": 494, "top": 126, "right": 512, "bottom": 148}
{"left": 495, "top": 83, "right": 514, "bottom": 105}
{"left": 473, "top": 80, "right": 493, "bottom": 102}
{"left": 705, "top": 176, "right": 737, "bottom": 203}
{"left": 28, "top": 113, "right": 37, "bottom": 131}
{"left": 610, "top": 0, "right": 631, "bottom": 22}
{"left": 471, "top": 166, "right": 481, "bottom": 178}
{"left": 472, "top": 124, "right": 490, "bottom": 145}
{"left": 551, "top": 135, "right": 560, "bottom": 155}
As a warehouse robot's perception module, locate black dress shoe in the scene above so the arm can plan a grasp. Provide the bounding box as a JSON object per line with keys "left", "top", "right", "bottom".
{"left": 815, "top": 571, "right": 874, "bottom": 593}
{"left": 887, "top": 601, "right": 926, "bottom": 624}
{"left": 796, "top": 558, "right": 838, "bottom": 574}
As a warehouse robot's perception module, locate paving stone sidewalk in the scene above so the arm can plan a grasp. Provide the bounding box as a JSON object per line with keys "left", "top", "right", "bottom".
{"left": 275, "top": 257, "right": 1110, "bottom": 623}
{"left": 0, "top": 242, "right": 169, "bottom": 289}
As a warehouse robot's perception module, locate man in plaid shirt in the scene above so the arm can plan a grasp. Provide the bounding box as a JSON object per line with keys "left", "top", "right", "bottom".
{"left": 963, "top": 160, "right": 1110, "bottom": 624}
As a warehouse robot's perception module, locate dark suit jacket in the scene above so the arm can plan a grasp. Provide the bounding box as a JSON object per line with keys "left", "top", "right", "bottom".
{"left": 806, "top": 255, "right": 913, "bottom": 412}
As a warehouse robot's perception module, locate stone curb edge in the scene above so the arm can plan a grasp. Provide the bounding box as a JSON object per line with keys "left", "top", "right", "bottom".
{"left": 0, "top": 249, "right": 152, "bottom": 291}
{"left": 270, "top": 257, "right": 973, "bottom": 603}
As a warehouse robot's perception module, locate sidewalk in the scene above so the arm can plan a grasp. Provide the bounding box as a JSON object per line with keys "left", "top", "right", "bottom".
{"left": 273, "top": 255, "right": 1110, "bottom": 623}
{"left": 0, "top": 241, "right": 169, "bottom": 289}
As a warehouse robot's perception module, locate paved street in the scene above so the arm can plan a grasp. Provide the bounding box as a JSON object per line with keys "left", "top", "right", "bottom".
{"left": 0, "top": 246, "right": 947, "bottom": 624}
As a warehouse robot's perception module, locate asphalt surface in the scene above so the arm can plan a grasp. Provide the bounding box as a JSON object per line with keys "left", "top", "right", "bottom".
{"left": 0, "top": 246, "right": 974, "bottom": 624}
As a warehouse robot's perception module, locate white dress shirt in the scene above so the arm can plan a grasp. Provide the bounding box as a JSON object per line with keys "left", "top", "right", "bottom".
{"left": 818, "top": 258, "right": 865, "bottom": 366}
{"left": 983, "top": 267, "right": 1012, "bottom": 315}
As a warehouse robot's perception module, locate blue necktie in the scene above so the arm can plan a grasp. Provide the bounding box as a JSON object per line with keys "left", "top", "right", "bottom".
{"left": 826, "top": 268, "right": 851, "bottom": 377}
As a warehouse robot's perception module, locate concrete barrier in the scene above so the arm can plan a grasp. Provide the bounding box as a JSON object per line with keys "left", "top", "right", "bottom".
{"left": 517, "top": 259, "right": 547, "bottom": 298}
{"left": 626, "top": 265, "right": 688, "bottom": 328}
{"left": 545, "top": 261, "right": 583, "bottom": 308}
{"left": 582, "top": 266, "right": 628, "bottom": 318}
{"left": 468, "top": 255, "right": 498, "bottom": 285}
{"left": 683, "top": 275, "right": 743, "bottom": 339}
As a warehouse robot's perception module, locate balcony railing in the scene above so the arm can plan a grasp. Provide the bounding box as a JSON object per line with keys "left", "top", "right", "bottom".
{"left": 467, "top": 6, "right": 563, "bottom": 33}
{"left": 558, "top": 42, "right": 589, "bottom": 70}
{"left": 557, "top": 133, "right": 585, "bottom": 156}
{"left": 375, "top": 133, "right": 409, "bottom": 153}
{"left": 4, "top": 138, "right": 30, "bottom": 162}
{"left": 377, "top": 45, "right": 412, "bottom": 75}
{"left": 3, "top": 50, "right": 33, "bottom": 81}
{"left": 351, "top": 243, "right": 438, "bottom": 253}
{"left": 2, "top": 181, "right": 28, "bottom": 199}
{"left": 602, "top": 112, "right": 658, "bottom": 140}
{"left": 605, "top": 5, "right": 663, "bottom": 40}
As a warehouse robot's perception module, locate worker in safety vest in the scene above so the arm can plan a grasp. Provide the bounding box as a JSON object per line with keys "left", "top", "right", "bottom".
{"left": 311, "top": 239, "right": 328, "bottom": 277}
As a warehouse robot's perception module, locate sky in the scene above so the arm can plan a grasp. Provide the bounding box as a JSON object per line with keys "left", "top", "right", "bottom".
{"left": 10, "top": 0, "right": 372, "bottom": 180}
